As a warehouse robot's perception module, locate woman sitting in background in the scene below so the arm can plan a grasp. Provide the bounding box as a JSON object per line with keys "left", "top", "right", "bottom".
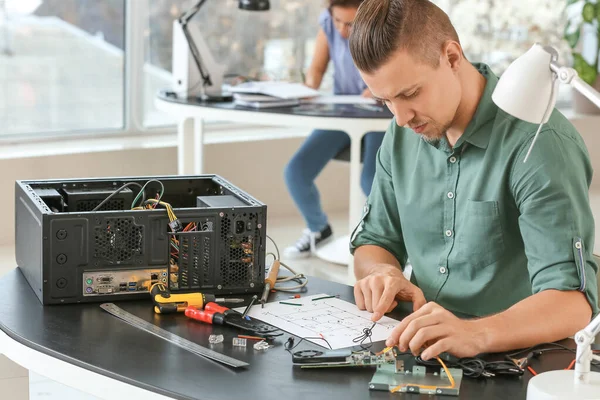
{"left": 283, "top": 0, "right": 385, "bottom": 259}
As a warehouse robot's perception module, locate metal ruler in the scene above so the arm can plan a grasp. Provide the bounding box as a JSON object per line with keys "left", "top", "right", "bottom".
{"left": 100, "top": 303, "right": 249, "bottom": 368}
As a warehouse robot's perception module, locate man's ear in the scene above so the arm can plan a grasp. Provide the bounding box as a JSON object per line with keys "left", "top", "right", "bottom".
{"left": 443, "top": 41, "right": 462, "bottom": 71}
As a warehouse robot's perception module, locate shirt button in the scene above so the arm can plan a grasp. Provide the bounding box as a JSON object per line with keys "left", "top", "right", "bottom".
{"left": 449, "top": 156, "right": 457, "bottom": 163}
{"left": 447, "top": 192, "right": 454, "bottom": 199}
{"left": 445, "top": 230, "right": 453, "bottom": 237}
{"left": 575, "top": 241, "right": 582, "bottom": 249}
{"left": 439, "top": 266, "right": 447, "bottom": 274}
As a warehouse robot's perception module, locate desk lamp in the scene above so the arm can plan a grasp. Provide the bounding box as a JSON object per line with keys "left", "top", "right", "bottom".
{"left": 492, "top": 43, "right": 600, "bottom": 399}
{"left": 172, "top": 0, "right": 270, "bottom": 101}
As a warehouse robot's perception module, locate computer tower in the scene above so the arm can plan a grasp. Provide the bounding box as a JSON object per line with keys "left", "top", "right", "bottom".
{"left": 15, "top": 175, "right": 267, "bottom": 305}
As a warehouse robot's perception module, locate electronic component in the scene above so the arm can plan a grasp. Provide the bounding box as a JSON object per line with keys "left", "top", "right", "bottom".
{"left": 209, "top": 334, "right": 224, "bottom": 344}
{"left": 62, "top": 187, "right": 133, "bottom": 212}
{"left": 369, "top": 361, "right": 463, "bottom": 396}
{"left": 292, "top": 349, "right": 395, "bottom": 368}
{"left": 253, "top": 340, "right": 271, "bottom": 351}
{"left": 34, "top": 188, "right": 65, "bottom": 212}
{"left": 233, "top": 338, "right": 247, "bottom": 347}
{"left": 197, "top": 195, "right": 248, "bottom": 208}
{"left": 15, "top": 175, "right": 267, "bottom": 305}
{"left": 82, "top": 269, "right": 167, "bottom": 297}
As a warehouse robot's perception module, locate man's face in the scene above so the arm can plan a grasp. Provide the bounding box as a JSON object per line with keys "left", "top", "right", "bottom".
{"left": 361, "top": 48, "right": 462, "bottom": 142}
{"left": 330, "top": 6, "right": 357, "bottom": 39}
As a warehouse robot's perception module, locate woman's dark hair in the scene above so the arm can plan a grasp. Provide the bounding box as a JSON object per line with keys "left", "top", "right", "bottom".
{"left": 328, "top": 0, "right": 364, "bottom": 8}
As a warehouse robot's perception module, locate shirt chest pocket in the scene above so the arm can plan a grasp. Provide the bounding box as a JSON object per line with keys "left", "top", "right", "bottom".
{"left": 455, "top": 200, "right": 506, "bottom": 269}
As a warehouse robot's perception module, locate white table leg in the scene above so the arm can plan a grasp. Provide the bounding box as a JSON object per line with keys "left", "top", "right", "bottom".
{"left": 314, "top": 129, "right": 367, "bottom": 284}
{"left": 177, "top": 117, "right": 204, "bottom": 175}
{"left": 177, "top": 117, "right": 194, "bottom": 175}
{"left": 347, "top": 129, "right": 367, "bottom": 282}
{"left": 193, "top": 117, "right": 204, "bottom": 174}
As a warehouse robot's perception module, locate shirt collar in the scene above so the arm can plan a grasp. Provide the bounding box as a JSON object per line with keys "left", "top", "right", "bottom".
{"left": 454, "top": 63, "right": 499, "bottom": 150}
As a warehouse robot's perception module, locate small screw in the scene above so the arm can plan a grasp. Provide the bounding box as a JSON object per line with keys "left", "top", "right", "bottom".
{"left": 437, "top": 389, "right": 443, "bottom": 394}
{"left": 369, "top": 384, "right": 375, "bottom": 389}
{"left": 257, "top": 224, "right": 262, "bottom": 229}
{"left": 217, "top": 285, "right": 222, "bottom": 289}
{"left": 250, "top": 283, "right": 255, "bottom": 288}
{"left": 219, "top": 212, "right": 224, "bottom": 217}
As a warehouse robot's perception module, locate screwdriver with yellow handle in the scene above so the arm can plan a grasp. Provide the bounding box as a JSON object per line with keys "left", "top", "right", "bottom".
{"left": 150, "top": 283, "right": 244, "bottom": 314}
{"left": 260, "top": 260, "right": 281, "bottom": 307}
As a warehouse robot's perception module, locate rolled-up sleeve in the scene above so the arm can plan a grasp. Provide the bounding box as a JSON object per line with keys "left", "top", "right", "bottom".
{"left": 510, "top": 127, "right": 598, "bottom": 316}
{"left": 350, "top": 123, "right": 408, "bottom": 267}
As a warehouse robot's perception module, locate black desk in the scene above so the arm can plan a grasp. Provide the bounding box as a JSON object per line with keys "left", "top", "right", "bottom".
{"left": 0, "top": 267, "right": 573, "bottom": 400}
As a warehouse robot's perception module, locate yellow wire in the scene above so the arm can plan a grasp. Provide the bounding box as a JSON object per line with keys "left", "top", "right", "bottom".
{"left": 142, "top": 199, "right": 178, "bottom": 222}
{"left": 389, "top": 356, "right": 455, "bottom": 393}
{"left": 376, "top": 346, "right": 394, "bottom": 356}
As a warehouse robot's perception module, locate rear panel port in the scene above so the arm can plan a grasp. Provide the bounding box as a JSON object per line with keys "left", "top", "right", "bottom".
{"left": 235, "top": 220, "right": 245, "bottom": 234}
{"left": 150, "top": 273, "right": 159, "bottom": 280}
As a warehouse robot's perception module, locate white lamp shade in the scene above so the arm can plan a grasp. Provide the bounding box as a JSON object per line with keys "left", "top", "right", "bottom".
{"left": 492, "top": 44, "right": 556, "bottom": 124}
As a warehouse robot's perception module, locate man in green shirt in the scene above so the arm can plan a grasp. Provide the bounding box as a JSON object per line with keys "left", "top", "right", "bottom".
{"left": 348, "top": 0, "right": 598, "bottom": 361}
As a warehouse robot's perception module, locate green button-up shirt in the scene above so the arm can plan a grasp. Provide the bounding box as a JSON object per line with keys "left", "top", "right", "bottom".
{"left": 350, "top": 63, "right": 598, "bottom": 318}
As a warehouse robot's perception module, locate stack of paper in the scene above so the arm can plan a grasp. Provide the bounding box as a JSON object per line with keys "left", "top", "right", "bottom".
{"left": 232, "top": 93, "right": 300, "bottom": 109}
{"left": 230, "top": 81, "right": 320, "bottom": 109}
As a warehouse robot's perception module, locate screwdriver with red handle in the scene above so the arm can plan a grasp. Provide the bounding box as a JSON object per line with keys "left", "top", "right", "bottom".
{"left": 185, "top": 304, "right": 283, "bottom": 337}
{"left": 185, "top": 306, "right": 226, "bottom": 325}
{"left": 205, "top": 302, "right": 239, "bottom": 317}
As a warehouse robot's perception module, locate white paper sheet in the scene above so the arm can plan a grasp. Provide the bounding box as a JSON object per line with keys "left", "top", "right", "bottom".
{"left": 233, "top": 294, "right": 399, "bottom": 349}
{"left": 230, "top": 81, "right": 320, "bottom": 99}
{"left": 301, "top": 95, "right": 377, "bottom": 105}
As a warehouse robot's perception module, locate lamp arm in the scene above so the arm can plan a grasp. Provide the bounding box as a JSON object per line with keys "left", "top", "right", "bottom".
{"left": 178, "top": 0, "right": 212, "bottom": 88}
{"left": 181, "top": 22, "right": 212, "bottom": 87}
{"left": 551, "top": 61, "right": 600, "bottom": 110}
{"left": 180, "top": 0, "right": 206, "bottom": 25}
{"left": 573, "top": 312, "right": 600, "bottom": 384}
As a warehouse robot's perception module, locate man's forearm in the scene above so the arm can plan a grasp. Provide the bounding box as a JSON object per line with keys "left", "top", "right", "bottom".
{"left": 354, "top": 245, "right": 403, "bottom": 280}
{"left": 472, "top": 290, "right": 592, "bottom": 353}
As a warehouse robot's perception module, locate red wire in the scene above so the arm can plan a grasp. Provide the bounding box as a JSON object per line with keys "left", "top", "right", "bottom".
{"left": 566, "top": 359, "right": 576, "bottom": 370}
{"left": 527, "top": 366, "right": 538, "bottom": 376}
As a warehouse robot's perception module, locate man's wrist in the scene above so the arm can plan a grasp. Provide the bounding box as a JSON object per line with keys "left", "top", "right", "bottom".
{"left": 371, "top": 263, "right": 404, "bottom": 278}
{"left": 468, "top": 316, "right": 498, "bottom": 354}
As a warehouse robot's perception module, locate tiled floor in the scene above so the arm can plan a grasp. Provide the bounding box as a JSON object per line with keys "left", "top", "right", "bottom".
{"left": 0, "top": 212, "right": 350, "bottom": 399}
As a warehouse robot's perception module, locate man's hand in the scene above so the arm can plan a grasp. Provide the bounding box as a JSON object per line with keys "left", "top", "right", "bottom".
{"left": 385, "top": 302, "right": 487, "bottom": 360}
{"left": 354, "top": 265, "right": 426, "bottom": 322}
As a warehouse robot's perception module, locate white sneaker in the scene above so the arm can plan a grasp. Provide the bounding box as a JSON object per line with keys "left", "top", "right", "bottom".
{"left": 283, "top": 225, "right": 333, "bottom": 259}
